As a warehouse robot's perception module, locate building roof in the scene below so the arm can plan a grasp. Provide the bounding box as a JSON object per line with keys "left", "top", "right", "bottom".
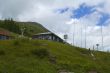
{"left": 35, "top": 32, "right": 52, "bottom": 35}
{"left": 0, "top": 28, "right": 10, "bottom": 36}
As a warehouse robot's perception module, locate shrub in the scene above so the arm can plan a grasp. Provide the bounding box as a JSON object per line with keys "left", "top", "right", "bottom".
{"left": 0, "top": 50, "right": 5, "bottom": 55}
{"left": 20, "top": 38, "right": 30, "bottom": 43}
{"left": 13, "top": 40, "right": 20, "bottom": 46}
{"left": 78, "top": 49, "right": 90, "bottom": 55}
{"left": 32, "top": 48, "right": 49, "bottom": 58}
{"left": 48, "top": 55, "right": 57, "bottom": 64}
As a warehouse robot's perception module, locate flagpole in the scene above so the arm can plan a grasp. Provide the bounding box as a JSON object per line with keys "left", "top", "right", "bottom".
{"left": 85, "top": 23, "right": 87, "bottom": 48}
{"left": 80, "top": 19, "right": 83, "bottom": 47}
{"left": 101, "top": 24, "right": 104, "bottom": 51}
{"left": 73, "top": 20, "right": 75, "bottom": 46}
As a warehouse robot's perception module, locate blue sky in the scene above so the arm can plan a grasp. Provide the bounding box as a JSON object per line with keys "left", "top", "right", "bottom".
{"left": 97, "top": 13, "right": 110, "bottom": 26}
{"left": 56, "top": 7, "right": 69, "bottom": 14}
{"left": 57, "top": 3, "right": 110, "bottom": 26}
{"left": 71, "top": 3, "right": 96, "bottom": 19}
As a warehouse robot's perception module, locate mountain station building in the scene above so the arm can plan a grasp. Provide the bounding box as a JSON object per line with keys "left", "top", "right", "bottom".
{"left": 32, "top": 32, "right": 64, "bottom": 43}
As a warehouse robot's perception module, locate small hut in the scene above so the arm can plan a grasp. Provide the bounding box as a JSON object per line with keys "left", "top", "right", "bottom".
{"left": 0, "top": 28, "right": 11, "bottom": 40}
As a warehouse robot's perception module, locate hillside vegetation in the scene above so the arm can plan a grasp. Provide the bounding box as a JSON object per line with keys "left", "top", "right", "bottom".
{"left": 18, "top": 22, "right": 48, "bottom": 36}
{"left": 0, "top": 39, "right": 110, "bottom": 73}
{"left": 0, "top": 19, "right": 48, "bottom": 37}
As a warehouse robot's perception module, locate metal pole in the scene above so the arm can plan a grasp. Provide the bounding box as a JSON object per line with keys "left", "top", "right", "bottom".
{"left": 73, "top": 21, "right": 75, "bottom": 46}
{"left": 85, "top": 24, "right": 87, "bottom": 48}
{"left": 73, "top": 32, "right": 74, "bottom": 46}
{"left": 81, "top": 22, "right": 83, "bottom": 47}
{"left": 93, "top": 45, "right": 94, "bottom": 51}
{"left": 101, "top": 24, "right": 104, "bottom": 51}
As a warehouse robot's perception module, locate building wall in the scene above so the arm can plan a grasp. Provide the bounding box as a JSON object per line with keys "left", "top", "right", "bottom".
{"left": 0, "top": 35, "right": 9, "bottom": 40}
{"left": 32, "top": 33, "right": 64, "bottom": 43}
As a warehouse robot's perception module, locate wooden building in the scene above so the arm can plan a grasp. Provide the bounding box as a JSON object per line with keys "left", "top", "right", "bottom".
{"left": 32, "top": 32, "right": 64, "bottom": 43}
{"left": 0, "top": 29, "right": 11, "bottom": 40}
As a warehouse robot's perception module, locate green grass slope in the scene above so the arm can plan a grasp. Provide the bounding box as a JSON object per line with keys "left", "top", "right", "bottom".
{"left": 0, "top": 20, "right": 49, "bottom": 37}
{"left": 0, "top": 39, "right": 110, "bottom": 73}
{"left": 18, "top": 22, "right": 48, "bottom": 36}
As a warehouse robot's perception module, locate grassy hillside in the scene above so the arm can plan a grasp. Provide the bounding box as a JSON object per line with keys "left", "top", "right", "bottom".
{"left": 0, "top": 39, "right": 110, "bottom": 73}
{"left": 0, "top": 19, "right": 48, "bottom": 37}
{"left": 18, "top": 22, "right": 48, "bottom": 36}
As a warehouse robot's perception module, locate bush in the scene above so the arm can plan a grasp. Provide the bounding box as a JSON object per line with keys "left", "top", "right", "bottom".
{"left": 13, "top": 40, "right": 20, "bottom": 46}
{"left": 78, "top": 49, "right": 90, "bottom": 55}
{"left": 20, "top": 38, "right": 30, "bottom": 43}
{"left": 0, "top": 50, "right": 5, "bottom": 55}
{"left": 32, "top": 48, "right": 49, "bottom": 58}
